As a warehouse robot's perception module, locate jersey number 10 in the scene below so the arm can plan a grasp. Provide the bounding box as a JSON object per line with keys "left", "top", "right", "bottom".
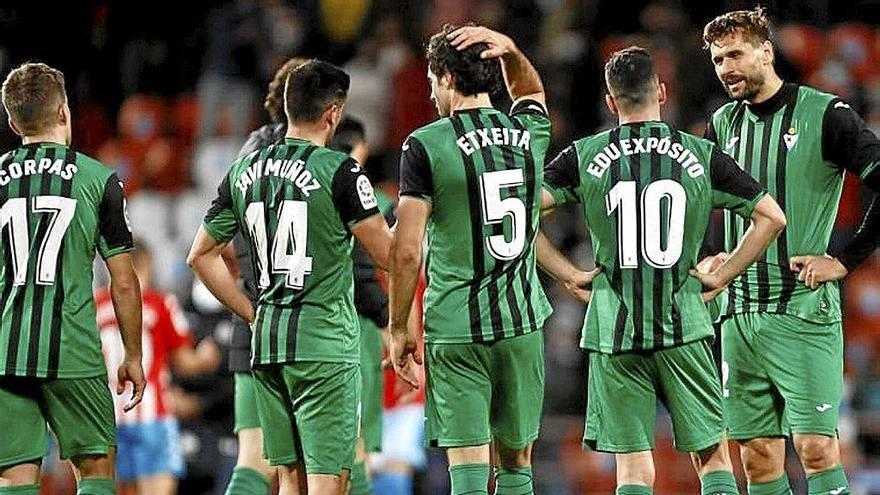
{"left": 246, "top": 200, "right": 313, "bottom": 290}
{"left": 605, "top": 180, "right": 686, "bottom": 269}
{"left": 1, "top": 196, "right": 77, "bottom": 286}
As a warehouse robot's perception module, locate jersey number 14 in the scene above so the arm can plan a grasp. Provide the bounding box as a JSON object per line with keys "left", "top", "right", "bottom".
{"left": 246, "top": 200, "right": 313, "bottom": 290}
{"left": 606, "top": 180, "right": 686, "bottom": 269}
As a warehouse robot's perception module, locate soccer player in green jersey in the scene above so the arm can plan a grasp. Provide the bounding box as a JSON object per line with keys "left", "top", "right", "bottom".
{"left": 0, "top": 63, "right": 145, "bottom": 495}
{"left": 537, "top": 46, "right": 786, "bottom": 495}
{"left": 188, "top": 60, "right": 393, "bottom": 495}
{"left": 702, "top": 9, "right": 880, "bottom": 494}
{"left": 388, "top": 24, "right": 556, "bottom": 495}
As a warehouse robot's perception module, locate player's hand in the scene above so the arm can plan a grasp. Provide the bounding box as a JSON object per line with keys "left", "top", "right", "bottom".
{"left": 689, "top": 267, "right": 729, "bottom": 302}
{"left": 695, "top": 253, "right": 730, "bottom": 302}
{"left": 389, "top": 329, "right": 422, "bottom": 390}
{"left": 447, "top": 25, "right": 515, "bottom": 59}
{"left": 117, "top": 357, "right": 146, "bottom": 412}
{"left": 790, "top": 254, "right": 848, "bottom": 289}
{"left": 563, "top": 267, "right": 601, "bottom": 303}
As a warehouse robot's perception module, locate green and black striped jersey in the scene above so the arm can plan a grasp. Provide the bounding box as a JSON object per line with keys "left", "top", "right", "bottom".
{"left": 203, "top": 137, "right": 380, "bottom": 365}
{"left": 545, "top": 122, "right": 764, "bottom": 354}
{"left": 0, "top": 143, "right": 133, "bottom": 378}
{"left": 707, "top": 83, "right": 880, "bottom": 324}
{"left": 399, "top": 99, "right": 553, "bottom": 344}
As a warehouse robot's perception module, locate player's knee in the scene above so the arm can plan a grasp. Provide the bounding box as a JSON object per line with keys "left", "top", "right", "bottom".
{"left": 740, "top": 439, "right": 784, "bottom": 481}
{"left": 616, "top": 452, "right": 655, "bottom": 487}
{"left": 794, "top": 435, "right": 839, "bottom": 473}
{"left": 494, "top": 443, "right": 532, "bottom": 468}
{"left": 0, "top": 461, "right": 41, "bottom": 486}
{"left": 71, "top": 452, "right": 115, "bottom": 479}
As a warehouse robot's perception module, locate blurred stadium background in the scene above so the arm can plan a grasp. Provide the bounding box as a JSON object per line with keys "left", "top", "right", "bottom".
{"left": 4, "top": 0, "right": 880, "bottom": 493}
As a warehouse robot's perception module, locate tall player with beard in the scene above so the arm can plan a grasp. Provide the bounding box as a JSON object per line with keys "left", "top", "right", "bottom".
{"left": 703, "top": 8, "right": 880, "bottom": 495}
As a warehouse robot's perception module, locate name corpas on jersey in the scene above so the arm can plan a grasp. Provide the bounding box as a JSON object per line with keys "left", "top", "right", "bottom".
{"left": 456, "top": 127, "right": 531, "bottom": 156}
{"left": 0, "top": 157, "right": 78, "bottom": 186}
{"left": 585, "top": 137, "right": 706, "bottom": 179}
{"left": 234, "top": 156, "right": 321, "bottom": 197}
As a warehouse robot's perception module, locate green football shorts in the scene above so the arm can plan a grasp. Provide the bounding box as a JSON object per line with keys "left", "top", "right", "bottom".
{"left": 425, "top": 330, "right": 544, "bottom": 450}
{"left": 722, "top": 312, "right": 843, "bottom": 439}
{"left": 0, "top": 375, "right": 116, "bottom": 467}
{"left": 252, "top": 362, "right": 360, "bottom": 474}
{"left": 584, "top": 338, "right": 723, "bottom": 453}
{"left": 358, "top": 315, "right": 383, "bottom": 453}
{"left": 233, "top": 372, "right": 261, "bottom": 434}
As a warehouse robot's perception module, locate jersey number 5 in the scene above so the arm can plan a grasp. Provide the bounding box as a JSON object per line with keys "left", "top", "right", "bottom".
{"left": 1, "top": 196, "right": 77, "bottom": 286}
{"left": 246, "top": 200, "right": 313, "bottom": 290}
{"left": 480, "top": 169, "right": 526, "bottom": 260}
{"left": 606, "top": 180, "right": 686, "bottom": 269}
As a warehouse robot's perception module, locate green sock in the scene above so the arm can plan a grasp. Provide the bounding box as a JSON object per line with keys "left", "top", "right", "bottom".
{"left": 807, "top": 466, "right": 849, "bottom": 495}
{"left": 494, "top": 466, "right": 534, "bottom": 495}
{"left": 76, "top": 478, "right": 115, "bottom": 495}
{"left": 0, "top": 485, "right": 41, "bottom": 495}
{"left": 350, "top": 461, "right": 374, "bottom": 495}
{"left": 749, "top": 474, "right": 793, "bottom": 495}
{"left": 449, "top": 463, "right": 490, "bottom": 495}
{"left": 616, "top": 485, "right": 653, "bottom": 495}
{"left": 701, "top": 470, "right": 739, "bottom": 495}
{"left": 224, "top": 466, "right": 271, "bottom": 495}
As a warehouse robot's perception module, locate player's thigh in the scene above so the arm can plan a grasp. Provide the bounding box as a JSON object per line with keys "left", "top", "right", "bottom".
{"left": 252, "top": 365, "right": 300, "bottom": 467}
{"left": 721, "top": 314, "right": 785, "bottom": 440}
{"left": 41, "top": 375, "right": 116, "bottom": 461}
{"left": 424, "top": 342, "right": 491, "bottom": 449}
{"left": 358, "top": 316, "right": 384, "bottom": 453}
{"left": 234, "top": 371, "right": 262, "bottom": 434}
{"left": 489, "top": 331, "right": 544, "bottom": 450}
{"left": 0, "top": 377, "right": 48, "bottom": 469}
{"left": 761, "top": 315, "right": 843, "bottom": 437}
{"left": 583, "top": 351, "right": 657, "bottom": 453}
{"left": 655, "top": 339, "right": 724, "bottom": 453}
{"left": 291, "top": 362, "right": 360, "bottom": 476}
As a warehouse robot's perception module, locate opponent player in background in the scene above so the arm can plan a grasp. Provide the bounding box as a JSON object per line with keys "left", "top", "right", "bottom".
{"left": 703, "top": 9, "right": 880, "bottom": 494}
{"left": 389, "top": 24, "right": 559, "bottom": 495}
{"left": 223, "top": 56, "right": 307, "bottom": 495}
{"left": 0, "top": 62, "right": 145, "bottom": 495}
{"left": 96, "top": 238, "right": 220, "bottom": 495}
{"left": 188, "top": 60, "right": 393, "bottom": 495}
{"left": 537, "top": 46, "right": 785, "bottom": 495}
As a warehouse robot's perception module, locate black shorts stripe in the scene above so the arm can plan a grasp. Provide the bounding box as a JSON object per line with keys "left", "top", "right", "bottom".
{"left": 451, "top": 116, "right": 486, "bottom": 343}
{"left": 775, "top": 97, "right": 798, "bottom": 311}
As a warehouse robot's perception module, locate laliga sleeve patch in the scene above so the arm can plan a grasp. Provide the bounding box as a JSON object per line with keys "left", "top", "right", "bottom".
{"left": 357, "top": 175, "right": 378, "bottom": 210}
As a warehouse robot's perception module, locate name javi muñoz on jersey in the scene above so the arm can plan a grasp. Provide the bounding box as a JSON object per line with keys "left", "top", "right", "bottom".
{"left": 708, "top": 84, "right": 847, "bottom": 324}
{"left": 0, "top": 143, "right": 133, "bottom": 378}
{"left": 203, "top": 138, "right": 380, "bottom": 365}
{"left": 399, "top": 99, "right": 553, "bottom": 344}
{"left": 545, "top": 122, "right": 765, "bottom": 354}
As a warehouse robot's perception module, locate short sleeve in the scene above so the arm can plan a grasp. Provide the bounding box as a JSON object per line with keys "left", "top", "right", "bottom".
{"left": 399, "top": 136, "right": 432, "bottom": 200}
{"left": 704, "top": 117, "right": 719, "bottom": 145}
{"left": 332, "top": 158, "right": 381, "bottom": 228}
{"left": 510, "top": 98, "right": 551, "bottom": 151}
{"left": 709, "top": 147, "right": 766, "bottom": 218}
{"left": 97, "top": 173, "right": 135, "bottom": 259}
{"left": 822, "top": 99, "right": 880, "bottom": 190}
{"left": 202, "top": 174, "right": 239, "bottom": 242}
{"left": 543, "top": 145, "right": 580, "bottom": 206}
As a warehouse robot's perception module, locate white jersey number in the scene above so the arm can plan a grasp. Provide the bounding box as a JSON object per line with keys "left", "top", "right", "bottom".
{"left": 606, "top": 180, "right": 686, "bottom": 269}
{"left": 245, "top": 200, "right": 313, "bottom": 290}
{"left": 480, "top": 169, "right": 527, "bottom": 260}
{"left": 0, "top": 196, "right": 77, "bottom": 286}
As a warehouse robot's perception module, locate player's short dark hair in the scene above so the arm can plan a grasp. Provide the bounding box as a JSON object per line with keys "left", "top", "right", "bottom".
{"left": 426, "top": 23, "right": 502, "bottom": 97}
{"left": 329, "top": 117, "right": 366, "bottom": 154}
{"left": 604, "top": 46, "right": 656, "bottom": 109}
{"left": 284, "top": 60, "right": 350, "bottom": 123}
{"left": 265, "top": 57, "right": 309, "bottom": 123}
{"left": 2, "top": 62, "right": 67, "bottom": 136}
{"left": 703, "top": 6, "right": 772, "bottom": 49}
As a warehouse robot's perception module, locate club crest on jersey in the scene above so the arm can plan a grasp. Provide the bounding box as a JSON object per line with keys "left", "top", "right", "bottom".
{"left": 356, "top": 175, "right": 377, "bottom": 210}
{"left": 783, "top": 127, "right": 798, "bottom": 150}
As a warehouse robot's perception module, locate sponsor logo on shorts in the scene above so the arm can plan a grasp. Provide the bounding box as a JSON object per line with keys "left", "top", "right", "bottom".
{"left": 830, "top": 487, "right": 846, "bottom": 495}
{"left": 816, "top": 403, "right": 833, "bottom": 412}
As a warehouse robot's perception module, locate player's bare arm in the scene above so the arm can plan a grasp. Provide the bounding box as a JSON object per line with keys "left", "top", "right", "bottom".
{"left": 388, "top": 196, "right": 429, "bottom": 389}
{"left": 106, "top": 252, "right": 146, "bottom": 412}
{"left": 691, "top": 195, "right": 786, "bottom": 297}
{"left": 187, "top": 226, "right": 255, "bottom": 324}
{"left": 351, "top": 213, "right": 393, "bottom": 270}
{"left": 535, "top": 229, "right": 600, "bottom": 303}
{"left": 447, "top": 25, "right": 545, "bottom": 107}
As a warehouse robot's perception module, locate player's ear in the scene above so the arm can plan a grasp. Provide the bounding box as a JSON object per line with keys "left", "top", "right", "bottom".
{"left": 657, "top": 81, "right": 667, "bottom": 106}
{"left": 58, "top": 102, "right": 69, "bottom": 126}
{"left": 605, "top": 94, "right": 618, "bottom": 116}
{"left": 762, "top": 40, "right": 774, "bottom": 66}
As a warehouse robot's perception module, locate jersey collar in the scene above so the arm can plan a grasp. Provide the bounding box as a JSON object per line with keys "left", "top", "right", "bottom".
{"left": 747, "top": 82, "right": 798, "bottom": 118}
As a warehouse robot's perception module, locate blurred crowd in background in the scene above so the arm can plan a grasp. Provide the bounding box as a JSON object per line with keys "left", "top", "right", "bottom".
{"left": 6, "top": 0, "right": 880, "bottom": 493}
